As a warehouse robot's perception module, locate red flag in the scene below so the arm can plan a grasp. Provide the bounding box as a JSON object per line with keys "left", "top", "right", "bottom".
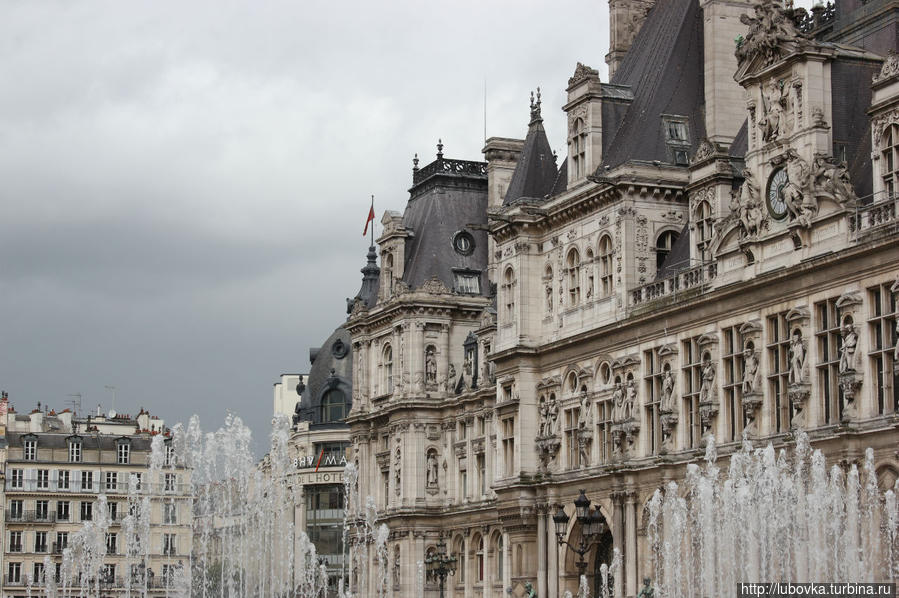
{"left": 363, "top": 204, "right": 375, "bottom": 236}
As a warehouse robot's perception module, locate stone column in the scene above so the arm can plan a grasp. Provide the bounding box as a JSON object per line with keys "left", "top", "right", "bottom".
{"left": 414, "top": 423, "right": 425, "bottom": 505}
{"left": 484, "top": 413, "right": 495, "bottom": 497}
{"left": 537, "top": 505, "right": 547, "bottom": 598}
{"left": 547, "top": 508, "right": 559, "bottom": 598}
{"left": 625, "top": 492, "right": 638, "bottom": 596}
{"left": 442, "top": 323, "right": 451, "bottom": 395}
{"left": 414, "top": 322, "right": 426, "bottom": 393}
{"left": 611, "top": 490, "right": 625, "bottom": 586}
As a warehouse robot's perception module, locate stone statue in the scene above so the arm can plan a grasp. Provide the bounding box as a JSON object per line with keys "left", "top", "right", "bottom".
{"left": 812, "top": 155, "right": 856, "bottom": 206}
{"left": 524, "top": 581, "right": 537, "bottom": 598}
{"left": 742, "top": 347, "right": 760, "bottom": 394}
{"left": 735, "top": 170, "right": 764, "bottom": 238}
{"left": 463, "top": 352, "right": 473, "bottom": 378}
{"left": 425, "top": 347, "right": 437, "bottom": 386}
{"left": 538, "top": 397, "right": 550, "bottom": 437}
{"left": 426, "top": 451, "right": 439, "bottom": 488}
{"left": 785, "top": 152, "right": 816, "bottom": 227}
{"left": 660, "top": 368, "right": 676, "bottom": 413}
{"left": 393, "top": 550, "right": 400, "bottom": 587}
{"left": 547, "top": 395, "right": 560, "bottom": 436}
{"left": 578, "top": 390, "right": 593, "bottom": 429}
{"left": 624, "top": 378, "right": 637, "bottom": 420}
{"left": 736, "top": 0, "right": 803, "bottom": 67}
{"left": 292, "top": 401, "right": 302, "bottom": 427}
{"left": 759, "top": 79, "right": 788, "bottom": 141}
{"left": 612, "top": 383, "right": 625, "bottom": 422}
{"left": 789, "top": 330, "right": 805, "bottom": 384}
{"left": 839, "top": 322, "right": 858, "bottom": 373}
{"left": 546, "top": 284, "right": 553, "bottom": 313}
{"left": 394, "top": 449, "right": 402, "bottom": 497}
{"left": 699, "top": 358, "right": 715, "bottom": 403}
{"left": 636, "top": 577, "right": 654, "bottom": 598}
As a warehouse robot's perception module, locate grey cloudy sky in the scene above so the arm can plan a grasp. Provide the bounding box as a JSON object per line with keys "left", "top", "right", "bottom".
{"left": 1, "top": 0, "right": 610, "bottom": 453}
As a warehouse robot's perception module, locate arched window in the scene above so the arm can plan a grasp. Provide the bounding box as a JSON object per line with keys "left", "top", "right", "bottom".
{"left": 566, "top": 371, "right": 579, "bottom": 395}
{"left": 475, "top": 535, "right": 484, "bottom": 582}
{"left": 320, "top": 389, "right": 346, "bottom": 423}
{"left": 567, "top": 248, "right": 581, "bottom": 305}
{"left": 544, "top": 264, "right": 554, "bottom": 316}
{"left": 495, "top": 534, "right": 503, "bottom": 580}
{"left": 571, "top": 118, "right": 587, "bottom": 179}
{"left": 503, "top": 267, "right": 516, "bottom": 318}
{"left": 695, "top": 201, "right": 713, "bottom": 262}
{"left": 381, "top": 344, "right": 393, "bottom": 395}
{"left": 656, "top": 230, "right": 680, "bottom": 272}
{"left": 881, "top": 123, "right": 898, "bottom": 199}
{"left": 383, "top": 252, "right": 394, "bottom": 296}
{"left": 598, "top": 235, "right": 613, "bottom": 297}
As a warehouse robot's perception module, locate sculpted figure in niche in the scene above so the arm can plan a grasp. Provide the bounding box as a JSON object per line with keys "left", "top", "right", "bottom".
{"left": 812, "top": 155, "right": 855, "bottom": 206}
{"left": 624, "top": 377, "right": 637, "bottom": 420}
{"left": 699, "top": 355, "right": 715, "bottom": 403}
{"left": 789, "top": 329, "right": 805, "bottom": 384}
{"left": 578, "top": 389, "right": 593, "bottom": 430}
{"left": 760, "top": 79, "right": 788, "bottom": 141}
{"left": 840, "top": 321, "right": 858, "bottom": 373}
{"left": 394, "top": 449, "right": 402, "bottom": 497}
{"left": 742, "top": 344, "right": 760, "bottom": 394}
{"left": 546, "top": 284, "right": 553, "bottom": 313}
{"left": 660, "top": 366, "right": 676, "bottom": 413}
{"left": 425, "top": 347, "right": 437, "bottom": 386}
{"left": 426, "top": 450, "right": 439, "bottom": 488}
{"left": 784, "top": 153, "right": 816, "bottom": 227}
{"left": 734, "top": 170, "right": 765, "bottom": 238}
{"left": 611, "top": 382, "right": 625, "bottom": 422}
{"left": 538, "top": 396, "right": 550, "bottom": 436}
{"left": 546, "top": 394, "right": 560, "bottom": 436}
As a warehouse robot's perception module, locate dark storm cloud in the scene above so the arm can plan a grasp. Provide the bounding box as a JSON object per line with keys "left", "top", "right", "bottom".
{"left": 0, "top": 0, "right": 609, "bottom": 454}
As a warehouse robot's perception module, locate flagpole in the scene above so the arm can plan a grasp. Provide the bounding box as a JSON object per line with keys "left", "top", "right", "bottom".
{"left": 370, "top": 194, "right": 374, "bottom": 247}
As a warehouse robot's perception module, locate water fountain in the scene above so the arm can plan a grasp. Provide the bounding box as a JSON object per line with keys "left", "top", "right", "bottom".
{"left": 647, "top": 433, "right": 899, "bottom": 597}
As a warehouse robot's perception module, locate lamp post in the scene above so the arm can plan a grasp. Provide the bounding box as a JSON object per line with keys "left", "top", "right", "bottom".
{"left": 425, "top": 537, "right": 457, "bottom": 598}
{"left": 552, "top": 489, "right": 609, "bottom": 578}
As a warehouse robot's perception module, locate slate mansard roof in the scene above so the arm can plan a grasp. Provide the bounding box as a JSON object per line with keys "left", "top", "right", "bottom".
{"left": 6, "top": 431, "right": 154, "bottom": 453}
{"left": 399, "top": 151, "right": 490, "bottom": 296}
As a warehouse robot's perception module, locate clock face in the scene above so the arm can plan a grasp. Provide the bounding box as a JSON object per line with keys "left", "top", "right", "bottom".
{"left": 767, "top": 167, "right": 789, "bottom": 220}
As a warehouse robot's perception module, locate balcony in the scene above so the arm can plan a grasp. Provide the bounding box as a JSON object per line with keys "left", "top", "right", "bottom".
{"left": 5, "top": 510, "right": 57, "bottom": 523}
{"left": 630, "top": 261, "right": 718, "bottom": 307}
{"left": 52, "top": 542, "right": 68, "bottom": 554}
{"left": 850, "top": 192, "right": 898, "bottom": 240}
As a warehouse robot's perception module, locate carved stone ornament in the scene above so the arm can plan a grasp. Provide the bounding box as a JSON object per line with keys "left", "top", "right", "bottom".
{"left": 874, "top": 52, "right": 899, "bottom": 84}
{"left": 420, "top": 276, "right": 450, "bottom": 295}
{"left": 742, "top": 394, "right": 763, "bottom": 436}
{"left": 568, "top": 62, "right": 600, "bottom": 87}
{"left": 735, "top": 0, "right": 808, "bottom": 69}
{"left": 536, "top": 436, "right": 561, "bottom": 471}
{"left": 789, "top": 382, "right": 811, "bottom": 429}
{"left": 691, "top": 138, "right": 717, "bottom": 164}
{"left": 839, "top": 371, "right": 862, "bottom": 422}
{"left": 730, "top": 169, "right": 766, "bottom": 239}
{"left": 660, "top": 412, "right": 678, "bottom": 452}
{"left": 699, "top": 400, "right": 719, "bottom": 436}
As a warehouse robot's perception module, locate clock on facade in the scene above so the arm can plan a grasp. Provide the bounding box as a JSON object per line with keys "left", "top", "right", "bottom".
{"left": 767, "top": 167, "right": 789, "bottom": 220}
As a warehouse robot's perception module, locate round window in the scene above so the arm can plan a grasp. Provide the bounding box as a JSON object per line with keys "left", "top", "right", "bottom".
{"left": 452, "top": 230, "right": 475, "bottom": 256}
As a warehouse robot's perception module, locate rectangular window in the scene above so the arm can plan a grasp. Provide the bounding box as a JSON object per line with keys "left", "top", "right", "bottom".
{"left": 24, "top": 439, "right": 36, "bottom": 461}
{"left": 9, "top": 500, "right": 23, "bottom": 521}
{"left": 165, "top": 443, "right": 175, "bottom": 466}
{"left": 133, "top": 472, "right": 142, "bottom": 491}
{"left": 34, "top": 531, "right": 48, "bottom": 553}
{"left": 102, "top": 564, "right": 115, "bottom": 584}
{"left": 108, "top": 501, "right": 118, "bottom": 521}
{"left": 106, "top": 532, "right": 117, "bottom": 555}
{"left": 117, "top": 443, "right": 130, "bottom": 465}
{"left": 454, "top": 272, "right": 481, "bottom": 294}
{"left": 57, "top": 501, "right": 70, "bottom": 522}
{"left": 163, "top": 533, "right": 177, "bottom": 556}
{"left": 595, "top": 394, "right": 613, "bottom": 464}
{"left": 81, "top": 470, "right": 93, "bottom": 490}
{"left": 722, "top": 327, "right": 745, "bottom": 442}
{"left": 816, "top": 298, "right": 844, "bottom": 423}
{"left": 37, "top": 469, "right": 49, "bottom": 490}
{"left": 477, "top": 453, "right": 486, "bottom": 496}
{"left": 460, "top": 467, "right": 468, "bottom": 500}
{"left": 164, "top": 502, "right": 177, "bottom": 524}
{"left": 55, "top": 532, "right": 68, "bottom": 554}
{"left": 69, "top": 442, "right": 82, "bottom": 463}
{"left": 80, "top": 501, "right": 93, "bottom": 521}
{"left": 164, "top": 473, "right": 176, "bottom": 493}
{"left": 35, "top": 499, "right": 49, "bottom": 521}
{"left": 502, "top": 417, "right": 515, "bottom": 476}
{"left": 7, "top": 562, "right": 21, "bottom": 583}
{"left": 564, "top": 408, "right": 580, "bottom": 468}
{"left": 9, "top": 469, "right": 23, "bottom": 489}
{"left": 868, "top": 283, "right": 898, "bottom": 414}
{"left": 9, "top": 531, "right": 22, "bottom": 552}
{"left": 105, "top": 471, "right": 118, "bottom": 492}
{"left": 32, "top": 562, "right": 44, "bottom": 583}
{"left": 58, "top": 470, "right": 70, "bottom": 490}
{"left": 681, "top": 338, "right": 706, "bottom": 449}
{"left": 645, "top": 349, "right": 664, "bottom": 454}
{"left": 767, "top": 312, "right": 794, "bottom": 433}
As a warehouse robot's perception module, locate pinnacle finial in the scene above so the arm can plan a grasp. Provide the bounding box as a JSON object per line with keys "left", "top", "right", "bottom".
{"left": 437, "top": 139, "right": 444, "bottom": 159}
{"left": 529, "top": 87, "right": 543, "bottom": 123}
{"left": 413, "top": 153, "right": 419, "bottom": 172}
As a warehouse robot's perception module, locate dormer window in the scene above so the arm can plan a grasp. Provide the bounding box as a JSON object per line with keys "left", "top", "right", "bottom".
{"left": 116, "top": 439, "right": 131, "bottom": 465}
{"left": 656, "top": 230, "right": 680, "bottom": 272}
{"left": 663, "top": 116, "right": 691, "bottom": 165}
{"left": 68, "top": 439, "right": 82, "bottom": 463}
{"left": 453, "top": 269, "right": 481, "bottom": 294}
{"left": 321, "top": 389, "right": 347, "bottom": 423}
{"left": 881, "top": 122, "right": 898, "bottom": 200}
{"left": 570, "top": 118, "right": 587, "bottom": 179}
{"left": 23, "top": 437, "right": 37, "bottom": 461}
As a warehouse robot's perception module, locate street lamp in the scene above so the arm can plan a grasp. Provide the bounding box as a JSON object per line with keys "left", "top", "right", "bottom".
{"left": 552, "top": 489, "right": 609, "bottom": 578}
{"left": 425, "top": 537, "right": 457, "bottom": 598}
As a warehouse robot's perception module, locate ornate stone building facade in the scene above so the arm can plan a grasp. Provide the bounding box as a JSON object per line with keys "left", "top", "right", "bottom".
{"left": 346, "top": 0, "right": 899, "bottom": 596}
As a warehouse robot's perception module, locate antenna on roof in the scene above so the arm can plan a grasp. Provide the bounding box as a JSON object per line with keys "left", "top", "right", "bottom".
{"left": 67, "top": 393, "right": 82, "bottom": 415}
